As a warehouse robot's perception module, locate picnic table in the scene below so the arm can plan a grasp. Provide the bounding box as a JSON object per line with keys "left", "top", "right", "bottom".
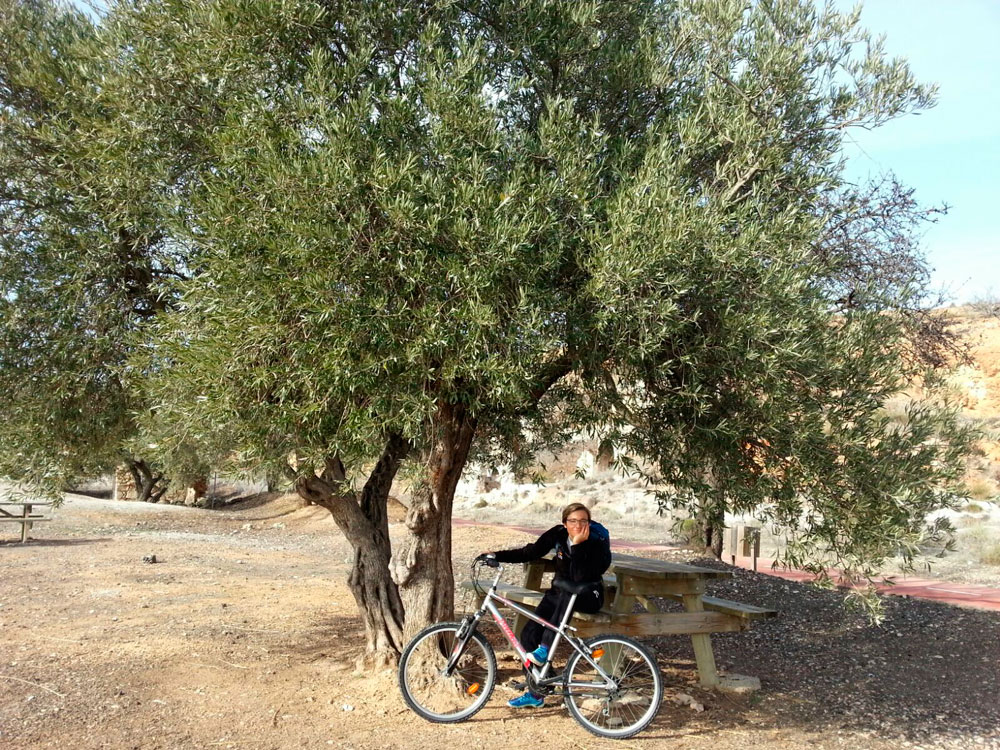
{"left": 0, "top": 501, "right": 53, "bottom": 542}
{"left": 466, "top": 550, "right": 776, "bottom": 687}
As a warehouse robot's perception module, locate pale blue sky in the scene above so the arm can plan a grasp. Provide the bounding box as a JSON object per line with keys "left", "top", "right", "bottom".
{"left": 835, "top": 0, "right": 1000, "bottom": 304}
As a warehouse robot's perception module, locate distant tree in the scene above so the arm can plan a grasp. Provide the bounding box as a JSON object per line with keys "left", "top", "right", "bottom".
{"left": 5, "top": 0, "right": 977, "bottom": 662}
{"left": 0, "top": 0, "right": 188, "bottom": 500}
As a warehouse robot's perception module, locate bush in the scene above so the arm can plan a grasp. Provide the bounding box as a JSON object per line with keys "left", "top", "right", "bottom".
{"left": 978, "top": 543, "right": 1000, "bottom": 566}
{"left": 967, "top": 477, "right": 998, "bottom": 501}
{"left": 675, "top": 517, "right": 700, "bottom": 545}
{"left": 970, "top": 291, "right": 1000, "bottom": 319}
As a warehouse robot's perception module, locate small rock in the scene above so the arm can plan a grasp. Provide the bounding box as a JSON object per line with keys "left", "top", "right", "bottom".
{"left": 718, "top": 674, "right": 761, "bottom": 694}
{"left": 671, "top": 692, "right": 705, "bottom": 712}
{"left": 142, "top": 555, "right": 157, "bottom": 564}
{"left": 341, "top": 703, "right": 354, "bottom": 712}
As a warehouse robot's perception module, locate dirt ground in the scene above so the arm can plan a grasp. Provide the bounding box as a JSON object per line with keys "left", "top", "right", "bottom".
{"left": 1, "top": 494, "right": 998, "bottom": 750}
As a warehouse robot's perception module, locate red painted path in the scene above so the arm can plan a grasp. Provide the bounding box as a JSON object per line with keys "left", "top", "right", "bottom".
{"left": 454, "top": 518, "right": 1000, "bottom": 613}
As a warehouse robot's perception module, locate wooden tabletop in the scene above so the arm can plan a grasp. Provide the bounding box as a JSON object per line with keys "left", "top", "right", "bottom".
{"left": 534, "top": 551, "right": 730, "bottom": 581}
{"left": 609, "top": 552, "right": 730, "bottom": 580}
{"left": 0, "top": 501, "right": 54, "bottom": 507}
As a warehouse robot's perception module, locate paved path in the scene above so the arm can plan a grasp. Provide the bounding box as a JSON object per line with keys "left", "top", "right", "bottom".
{"left": 454, "top": 517, "right": 1000, "bottom": 613}
{"left": 728, "top": 555, "right": 1000, "bottom": 612}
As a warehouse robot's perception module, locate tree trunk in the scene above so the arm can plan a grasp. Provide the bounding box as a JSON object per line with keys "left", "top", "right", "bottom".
{"left": 697, "top": 467, "right": 725, "bottom": 559}
{"left": 293, "top": 404, "right": 477, "bottom": 663}
{"left": 702, "top": 514, "right": 724, "bottom": 558}
{"left": 392, "top": 402, "right": 477, "bottom": 641}
{"left": 128, "top": 459, "right": 169, "bottom": 503}
{"left": 296, "top": 434, "right": 410, "bottom": 668}
{"left": 698, "top": 498, "right": 725, "bottom": 559}
{"left": 595, "top": 440, "right": 614, "bottom": 472}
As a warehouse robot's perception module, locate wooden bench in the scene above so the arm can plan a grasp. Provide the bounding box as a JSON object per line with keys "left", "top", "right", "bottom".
{"left": 0, "top": 501, "right": 53, "bottom": 542}
{"left": 601, "top": 573, "right": 777, "bottom": 622}
{"left": 664, "top": 593, "right": 776, "bottom": 621}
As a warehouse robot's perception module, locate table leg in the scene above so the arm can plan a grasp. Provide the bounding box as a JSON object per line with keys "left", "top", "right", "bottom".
{"left": 682, "top": 590, "right": 720, "bottom": 687}
{"left": 601, "top": 572, "right": 636, "bottom": 671}
{"left": 21, "top": 503, "right": 31, "bottom": 543}
{"left": 514, "top": 562, "right": 545, "bottom": 638}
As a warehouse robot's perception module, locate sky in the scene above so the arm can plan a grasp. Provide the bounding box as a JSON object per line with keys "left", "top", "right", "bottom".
{"left": 834, "top": 0, "right": 1000, "bottom": 304}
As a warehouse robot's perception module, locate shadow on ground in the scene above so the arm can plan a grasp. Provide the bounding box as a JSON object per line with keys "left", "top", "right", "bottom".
{"left": 0, "top": 536, "right": 112, "bottom": 547}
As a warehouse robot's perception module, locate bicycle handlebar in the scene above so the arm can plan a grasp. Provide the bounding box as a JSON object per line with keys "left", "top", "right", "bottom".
{"left": 471, "top": 556, "right": 504, "bottom": 598}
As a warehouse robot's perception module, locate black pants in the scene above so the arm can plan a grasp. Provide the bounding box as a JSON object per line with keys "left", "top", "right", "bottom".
{"left": 520, "top": 583, "right": 604, "bottom": 652}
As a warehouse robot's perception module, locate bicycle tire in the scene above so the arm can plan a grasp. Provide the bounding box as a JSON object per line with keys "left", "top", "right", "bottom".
{"left": 563, "top": 634, "right": 663, "bottom": 739}
{"left": 398, "top": 621, "right": 497, "bottom": 723}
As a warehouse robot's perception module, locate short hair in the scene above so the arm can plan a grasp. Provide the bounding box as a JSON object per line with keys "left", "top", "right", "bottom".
{"left": 561, "top": 502, "right": 591, "bottom": 523}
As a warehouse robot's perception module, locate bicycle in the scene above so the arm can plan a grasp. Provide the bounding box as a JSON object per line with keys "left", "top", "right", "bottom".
{"left": 397, "top": 556, "right": 663, "bottom": 739}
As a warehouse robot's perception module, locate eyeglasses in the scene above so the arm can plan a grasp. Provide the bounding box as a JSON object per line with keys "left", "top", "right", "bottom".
{"left": 565, "top": 519, "right": 589, "bottom": 526}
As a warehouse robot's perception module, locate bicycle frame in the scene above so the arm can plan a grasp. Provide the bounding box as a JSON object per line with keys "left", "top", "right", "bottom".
{"left": 447, "top": 563, "right": 617, "bottom": 695}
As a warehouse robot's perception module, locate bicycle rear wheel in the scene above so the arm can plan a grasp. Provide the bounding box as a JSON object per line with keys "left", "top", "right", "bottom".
{"left": 563, "top": 634, "right": 662, "bottom": 739}
{"left": 398, "top": 621, "right": 496, "bottom": 723}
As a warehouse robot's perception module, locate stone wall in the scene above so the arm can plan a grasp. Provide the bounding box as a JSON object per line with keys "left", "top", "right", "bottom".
{"left": 113, "top": 465, "right": 137, "bottom": 502}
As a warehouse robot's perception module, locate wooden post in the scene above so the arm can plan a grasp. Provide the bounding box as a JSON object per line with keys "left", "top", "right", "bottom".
{"left": 20, "top": 503, "right": 31, "bottom": 543}
{"left": 601, "top": 571, "right": 637, "bottom": 671}
{"left": 515, "top": 562, "right": 545, "bottom": 638}
{"left": 682, "top": 582, "right": 720, "bottom": 687}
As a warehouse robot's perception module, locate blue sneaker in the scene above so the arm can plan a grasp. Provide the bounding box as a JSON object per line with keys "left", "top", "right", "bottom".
{"left": 508, "top": 691, "right": 544, "bottom": 709}
{"left": 527, "top": 644, "right": 549, "bottom": 666}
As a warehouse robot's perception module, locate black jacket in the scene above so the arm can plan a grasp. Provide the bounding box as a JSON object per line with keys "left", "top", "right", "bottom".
{"left": 493, "top": 523, "right": 612, "bottom": 584}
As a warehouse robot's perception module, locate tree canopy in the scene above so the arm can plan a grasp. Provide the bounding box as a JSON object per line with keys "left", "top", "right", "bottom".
{"left": 1, "top": 0, "right": 977, "bottom": 655}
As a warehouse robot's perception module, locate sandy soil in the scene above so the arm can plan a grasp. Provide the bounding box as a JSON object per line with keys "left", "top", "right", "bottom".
{"left": 1, "top": 494, "right": 998, "bottom": 750}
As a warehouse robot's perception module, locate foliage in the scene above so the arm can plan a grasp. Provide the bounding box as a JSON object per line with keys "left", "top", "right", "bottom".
{"left": 0, "top": 0, "right": 194, "bottom": 496}
{"left": 1, "top": 0, "right": 981, "bottom": 629}
{"left": 1, "top": 0, "right": 128, "bottom": 491}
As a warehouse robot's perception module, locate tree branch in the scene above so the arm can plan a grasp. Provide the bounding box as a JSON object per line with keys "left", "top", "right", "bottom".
{"left": 524, "top": 350, "right": 574, "bottom": 408}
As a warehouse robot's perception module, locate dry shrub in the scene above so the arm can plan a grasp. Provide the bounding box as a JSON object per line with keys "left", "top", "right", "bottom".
{"left": 978, "top": 543, "right": 1000, "bottom": 566}
{"left": 967, "top": 476, "right": 998, "bottom": 501}
{"left": 960, "top": 522, "right": 1000, "bottom": 565}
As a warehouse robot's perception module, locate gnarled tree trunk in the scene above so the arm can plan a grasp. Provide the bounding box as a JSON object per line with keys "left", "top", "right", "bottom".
{"left": 128, "top": 459, "right": 169, "bottom": 503}
{"left": 294, "top": 405, "right": 479, "bottom": 664}
{"left": 392, "top": 402, "right": 477, "bottom": 641}
{"left": 296, "top": 434, "right": 410, "bottom": 668}
{"left": 702, "top": 510, "right": 725, "bottom": 559}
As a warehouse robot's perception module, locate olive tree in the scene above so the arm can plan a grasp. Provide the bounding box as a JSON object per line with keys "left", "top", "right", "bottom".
{"left": 7, "top": 0, "right": 976, "bottom": 661}
{"left": 0, "top": 0, "right": 220, "bottom": 500}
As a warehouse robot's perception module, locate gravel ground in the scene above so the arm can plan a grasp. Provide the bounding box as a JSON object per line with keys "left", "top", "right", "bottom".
{"left": 0, "top": 493, "right": 997, "bottom": 749}
{"left": 644, "top": 555, "right": 1000, "bottom": 748}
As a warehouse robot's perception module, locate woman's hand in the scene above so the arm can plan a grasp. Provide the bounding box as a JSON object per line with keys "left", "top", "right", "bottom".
{"left": 568, "top": 522, "right": 590, "bottom": 545}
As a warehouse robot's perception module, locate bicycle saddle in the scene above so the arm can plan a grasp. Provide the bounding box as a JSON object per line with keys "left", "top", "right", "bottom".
{"left": 552, "top": 578, "right": 600, "bottom": 596}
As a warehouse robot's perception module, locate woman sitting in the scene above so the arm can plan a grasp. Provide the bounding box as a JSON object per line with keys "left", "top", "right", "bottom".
{"left": 481, "top": 502, "right": 612, "bottom": 708}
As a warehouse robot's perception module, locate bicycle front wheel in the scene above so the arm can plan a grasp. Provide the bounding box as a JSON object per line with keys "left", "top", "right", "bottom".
{"left": 563, "top": 634, "right": 663, "bottom": 739}
{"left": 398, "top": 621, "right": 496, "bottom": 723}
